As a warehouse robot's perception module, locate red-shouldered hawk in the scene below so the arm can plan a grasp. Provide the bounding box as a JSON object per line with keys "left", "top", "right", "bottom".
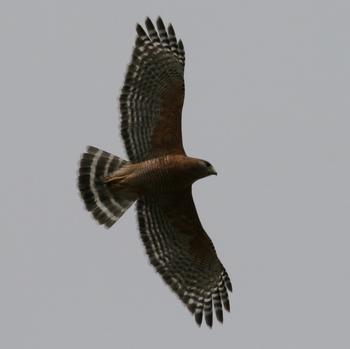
{"left": 78, "top": 17, "right": 232, "bottom": 327}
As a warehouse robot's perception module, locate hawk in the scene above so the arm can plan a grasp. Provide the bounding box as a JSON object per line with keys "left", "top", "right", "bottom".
{"left": 78, "top": 17, "right": 232, "bottom": 327}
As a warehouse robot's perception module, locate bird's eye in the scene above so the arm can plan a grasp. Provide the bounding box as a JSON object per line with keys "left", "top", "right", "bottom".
{"left": 203, "top": 161, "right": 211, "bottom": 168}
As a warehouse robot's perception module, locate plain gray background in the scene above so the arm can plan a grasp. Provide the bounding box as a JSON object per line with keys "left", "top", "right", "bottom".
{"left": 1, "top": 0, "right": 349, "bottom": 348}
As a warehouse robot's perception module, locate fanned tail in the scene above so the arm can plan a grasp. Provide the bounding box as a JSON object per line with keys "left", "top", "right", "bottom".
{"left": 78, "top": 146, "right": 136, "bottom": 227}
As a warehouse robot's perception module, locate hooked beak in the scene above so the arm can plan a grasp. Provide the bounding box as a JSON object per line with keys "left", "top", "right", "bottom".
{"left": 209, "top": 166, "right": 217, "bottom": 176}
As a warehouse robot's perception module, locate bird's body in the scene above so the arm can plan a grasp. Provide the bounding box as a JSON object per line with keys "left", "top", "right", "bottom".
{"left": 105, "top": 155, "right": 217, "bottom": 195}
{"left": 78, "top": 17, "right": 232, "bottom": 327}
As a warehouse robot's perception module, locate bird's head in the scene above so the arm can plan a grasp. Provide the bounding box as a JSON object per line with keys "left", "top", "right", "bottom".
{"left": 183, "top": 157, "right": 217, "bottom": 183}
{"left": 198, "top": 160, "right": 217, "bottom": 178}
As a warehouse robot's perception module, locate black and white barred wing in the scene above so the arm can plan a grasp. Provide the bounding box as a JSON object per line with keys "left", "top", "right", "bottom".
{"left": 137, "top": 189, "right": 232, "bottom": 327}
{"left": 120, "top": 17, "right": 186, "bottom": 163}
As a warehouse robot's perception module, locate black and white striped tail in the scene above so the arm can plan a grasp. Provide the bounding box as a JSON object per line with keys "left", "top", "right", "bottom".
{"left": 78, "top": 146, "right": 135, "bottom": 228}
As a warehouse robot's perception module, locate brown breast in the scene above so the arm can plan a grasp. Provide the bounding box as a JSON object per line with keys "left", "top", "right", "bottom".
{"left": 126, "top": 155, "right": 200, "bottom": 194}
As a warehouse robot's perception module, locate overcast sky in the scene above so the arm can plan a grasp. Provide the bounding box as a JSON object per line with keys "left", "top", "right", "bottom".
{"left": 1, "top": 0, "right": 350, "bottom": 348}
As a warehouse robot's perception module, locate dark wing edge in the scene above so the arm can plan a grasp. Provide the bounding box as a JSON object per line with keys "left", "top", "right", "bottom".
{"left": 120, "top": 17, "right": 186, "bottom": 163}
{"left": 137, "top": 189, "right": 232, "bottom": 327}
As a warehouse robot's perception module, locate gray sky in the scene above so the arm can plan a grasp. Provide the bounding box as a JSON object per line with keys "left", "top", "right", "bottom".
{"left": 1, "top": 0, "right": 350, "bottom": 348}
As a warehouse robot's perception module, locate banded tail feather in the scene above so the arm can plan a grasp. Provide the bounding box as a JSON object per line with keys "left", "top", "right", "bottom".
{"left": 78, "top": 146, "right": 136, "bottom": 227}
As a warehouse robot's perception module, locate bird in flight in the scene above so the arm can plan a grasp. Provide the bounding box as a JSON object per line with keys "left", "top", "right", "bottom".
{"left": 78, "top": 17, "right": 232, "bottom": 327}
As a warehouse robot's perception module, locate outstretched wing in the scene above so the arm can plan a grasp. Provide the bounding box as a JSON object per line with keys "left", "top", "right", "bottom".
{"left": 137, "top": 188, "right": 232, "bottom": 327}
{"left": 120, "top": 17, "right": 186, "bottom": 163}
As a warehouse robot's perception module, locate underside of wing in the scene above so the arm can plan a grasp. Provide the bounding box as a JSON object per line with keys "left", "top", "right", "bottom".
{"left": 137, "top": 188, "right": 232, "bottom": 327}
{"left": 120, "top": 17, "right": 186, "bottom": 163}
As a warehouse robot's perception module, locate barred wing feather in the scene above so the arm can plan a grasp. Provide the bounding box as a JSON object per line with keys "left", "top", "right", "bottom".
{"left": 120, "top": 17, "right": 186, "bottom": 162}
{"left": 137, "top": 189, "right": 232, "bottom": 327}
